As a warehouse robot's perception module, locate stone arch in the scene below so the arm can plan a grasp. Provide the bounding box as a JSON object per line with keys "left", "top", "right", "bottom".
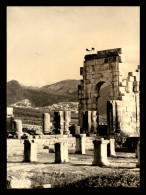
{"left": 78, "top": 48, "right": 122, "bottom": 134}
{"left": 93, "top": 77, "right": 113, "bottom": 99}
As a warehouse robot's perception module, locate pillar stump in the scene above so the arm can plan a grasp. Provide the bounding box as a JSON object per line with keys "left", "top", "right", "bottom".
{"left": 136, "top": 141, "right": 140, "bottom": 168}
{"left": 107, "top": 139, "right": 116, "bottom": 157}
{"left": 24, "top": 139, "right": 38, "bottom": 162}
{"left": 14, "top": 119, "right": 23, "bottom": 138}
{"left": 75, "top": 134, "right": 86, "bottom": 154}
{"left": 64, "top": 111, "right": 71, "bottom": 135}
{"left": 55, "top": 141, "right": 69, "bottom": 163}
{"left": 93, "top": 138, "right": 110, "bottom": 166}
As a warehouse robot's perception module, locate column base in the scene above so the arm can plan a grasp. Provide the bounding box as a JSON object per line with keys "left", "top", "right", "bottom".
{"left": 92, "top": 160, "right": 110, "bottom": 166}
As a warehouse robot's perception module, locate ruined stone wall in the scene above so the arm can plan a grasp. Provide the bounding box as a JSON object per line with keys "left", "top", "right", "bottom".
{"left": 7, "top": 137, "right": 95, "bottom": 158}
{"left": 78, "top": 48, "right": 124, "bottom": 133}
{"left": 108, "top": 65, "right": 140, "bottom": 137}
{"left": 78, "top": 48, "right": 140, "bottom": 137}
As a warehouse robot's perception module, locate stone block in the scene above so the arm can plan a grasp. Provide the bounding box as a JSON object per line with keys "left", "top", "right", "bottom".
{"left": 85, "top": 66, "right": 92, "bottom": 73}
{"left": 7, "top": 176, "right": 31, "bottom": 189}
{"left": 133, "top": 81, "right": 140, "bottom": 86}
{"left": 80, "top": 67, "right": 84, "bottom": 75}
{"left": 107, "top": 139, "right": 116, "bottom": 157}
{"left": 14, "top": 120, "right": 23, "bottom": 138}
{"left": 128, "top": 72, "right": 138, "bottom": 77}
{"left": 95, "top": 58, "right": 105, "bottom": 65}
{"left": 75, "top": 134, "right": 86, "bottom": 154}
{"left": 121, "top": 80, "right": 126, "bottom": 87}
{"left": 128, "top": 76, "right": 134, "bottom": 82}
{"left": 118, "top": 75, "right": 122, "bottom": 83}
{"left": 86, "top": 84, "right": 92, "bottom": 91}
{"left": 23, "top": 139, "right": 38, "bottom": 162}
{"left": 7, "top": 107, "right": 13, "bottom": 116}
{"left": 119, "top": 86, "right": 126, "bottom": 95}
{"left": 92, "top": 139, "right": 110, "bottom": 166}
{"left": 126, "top": 81, "right": 133, "bottom": 93}
{"left": 133, "top": 85, "right": 140, "bottom": 92}
{"left": 113, "top": 82, "right": 119, "bottom": 87}
{"left": 86, "top": 93, "right": 91, "bottom": 99}
{"left": 55, "top": 141, "right": 69, "bottom": 163}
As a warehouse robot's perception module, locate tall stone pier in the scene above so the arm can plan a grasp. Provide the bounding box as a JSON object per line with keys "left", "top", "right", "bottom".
{"left": 42, "top": 113, "right": 51, "bottom": 134}
{"left": 54, "top": 111, "right": 71, "bottom": 134}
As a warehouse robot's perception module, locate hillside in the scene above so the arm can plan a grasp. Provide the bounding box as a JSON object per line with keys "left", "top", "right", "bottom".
{"left": 7, "top": 80, "right": 78, "bottom": 107}
{"left": 7, "top": 79, "right": 110, "bottom": 115}
{"left": 40, "top": 79, "right": 80, "bottom": 95}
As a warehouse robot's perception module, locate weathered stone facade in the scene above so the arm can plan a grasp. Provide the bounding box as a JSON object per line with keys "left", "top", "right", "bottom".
{"left": 78, "top": 48, "right": 140, "bottom": 137}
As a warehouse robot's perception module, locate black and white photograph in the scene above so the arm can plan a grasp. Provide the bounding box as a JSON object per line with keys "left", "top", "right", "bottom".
{"left": 6, "top": 5, "right": 140, "bottom": 189}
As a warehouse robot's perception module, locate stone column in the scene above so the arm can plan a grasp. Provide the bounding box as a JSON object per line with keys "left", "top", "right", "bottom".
{"left": 14, "top": 119, "right": 23, "bottom": 138}
{"left": 60, "top": 111, "right": 64, "bottom": 133}
{"left": 93, "top": 138, "right": 110, "bottom": 166}
{"left": 107, "top": 139, "right": 116, "bottom": 157}
{"left": 23, "top": 139, "right": 38, "bottom": 162}
{"left": 64, "top": 111, "right": 71, "bottom": 134}
{"left": 136, "top": 141, "right": 140, "bottom": 168}
{"left": 87, "top": 111, "right": 92, "bottom": 133}
{"left": 7, "top": 115, "right": 14, "bottom": 132}
{"left": 55, "top": 141, "right": 69, "bottom": 163}
{"left": 54, "top": 111, "right": 64, "bottom": 134}
{"left": 75, "top": 134, "right": 86, "bottom": 154}
{"left": 91, "top": 111, "right": 98, "bottom": 133}
{"left": 42, "top": 113, "right": 50, "bottom": 134}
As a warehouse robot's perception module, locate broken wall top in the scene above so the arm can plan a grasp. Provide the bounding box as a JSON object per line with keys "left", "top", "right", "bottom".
{"left": 84, "top": 48, "right": 122, "bottom": 61}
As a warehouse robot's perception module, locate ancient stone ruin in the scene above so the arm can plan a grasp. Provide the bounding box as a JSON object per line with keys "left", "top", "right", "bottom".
{"left": 78, "top": 48, "right": 140, "bottom": 138}
{"left": 7, "top": 48, "right": 140, "bottom": 188}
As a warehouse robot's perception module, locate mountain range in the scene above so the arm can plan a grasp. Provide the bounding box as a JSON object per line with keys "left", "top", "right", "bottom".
{"left": 7, "top": 79, "right": 110, "bottom": 115}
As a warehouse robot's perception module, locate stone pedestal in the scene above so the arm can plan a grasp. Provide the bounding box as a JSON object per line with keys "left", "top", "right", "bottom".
{"left": 24, "top": 139, "right": 38, "bottom": 162}
{"left": 93, "top": 138, "right": 110, "bottom": 166}
{"left": 55, "top": 141, "right": 69, "bottom": 163}
{"left": 136, "top": 141, "right": 140, "bottom": 168}
{"left": 43, "top": 113, "right": 51, "bottom": 134}
{"left": 107, "top": 139, "right": 116, "bottom": 157}
{"left": 14, "top": 119, "right": 23, "bottom": 138}
{"left": 75, "top": 134, "right": 86, "bottom": 154}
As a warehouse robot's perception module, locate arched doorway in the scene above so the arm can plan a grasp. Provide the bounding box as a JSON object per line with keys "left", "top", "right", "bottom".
{"left": 94, "top": 80, "right": 111, "bottom": 136}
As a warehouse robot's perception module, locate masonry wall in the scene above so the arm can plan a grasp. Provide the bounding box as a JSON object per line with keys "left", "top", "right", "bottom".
{"left": 7, "top": 137, "right": 95, "bottom": 158}
{"left": 78, "top": 48, "right": 140, "bottom": 137}
{"left": 78, "top": 48, "right": 124, "bottom": 133}
{"left": 108, "top": 65, "right": 140, "bottom": 137}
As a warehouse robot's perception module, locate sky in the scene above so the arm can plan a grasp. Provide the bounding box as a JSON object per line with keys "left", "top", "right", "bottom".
{"left": 7, "top": 6, "right": 140, "bottom": 87}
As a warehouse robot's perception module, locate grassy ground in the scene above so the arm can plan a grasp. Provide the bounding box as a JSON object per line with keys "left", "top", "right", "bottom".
{"left": 7, "top": 151, "right": 140, "bottom": 188}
